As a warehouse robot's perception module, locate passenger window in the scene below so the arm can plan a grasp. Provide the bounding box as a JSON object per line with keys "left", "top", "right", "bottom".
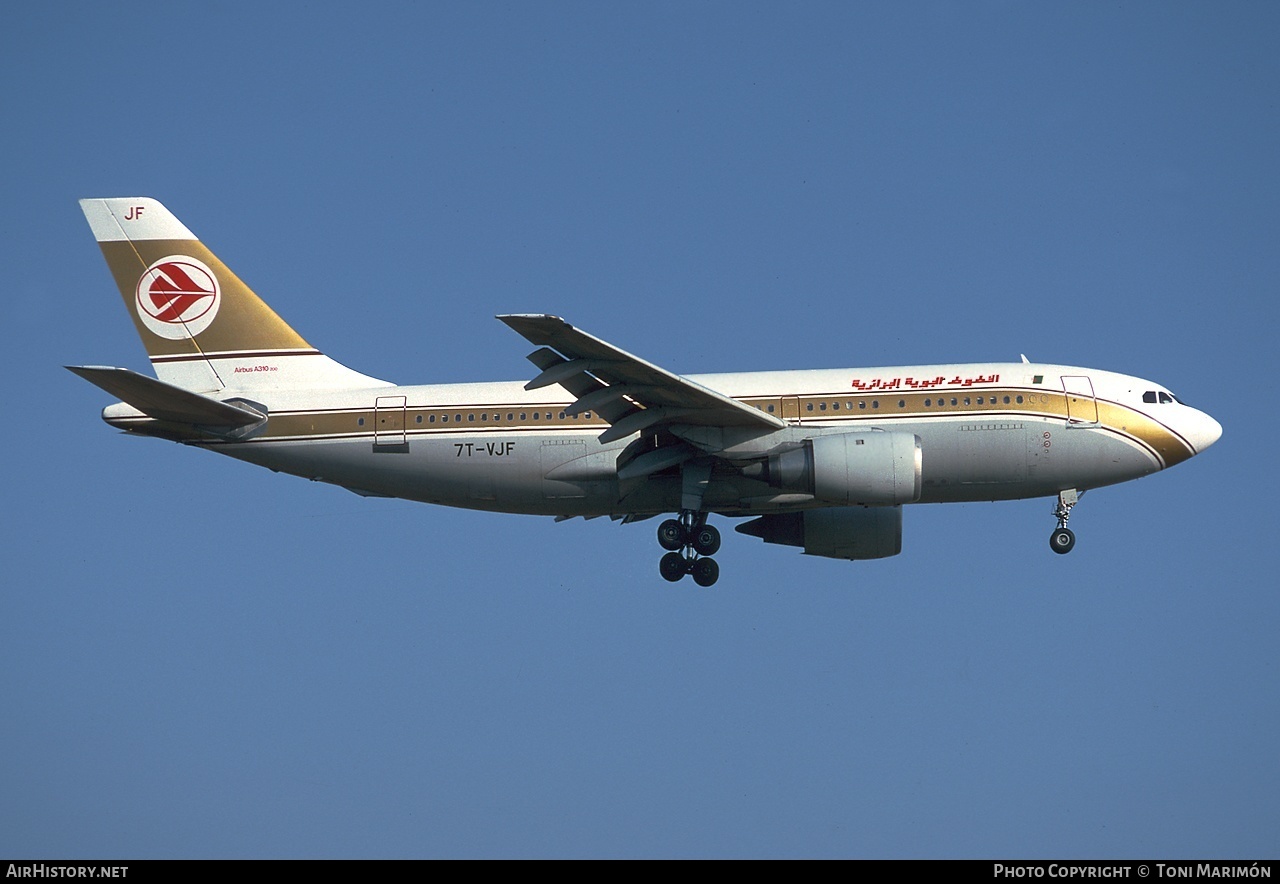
{"left": 925, "top": 399, "right": 932, "bottom": 407}
{"left": 898, "top": 400, "right": 905, "bottom": 408}
{"left": 468, "top": 414, "right": 475, "bottom": 422}
{"left": 806, "top": 403, "right": 814, "bottom": 412}
{"left": 819, "top": 402, "right": 827, "bottom": 411}
{"left": 481, "top": 413, "right": 488, "bottom": 421}
{"left": 1016, "top": 395, "right": 1023, "bottom": 404}
{"left": 415, "top": 415, "right": 422, "bottom": 423}
{"left": 964, "top": 397, "right": 971, "bottom": 406}
{"left": 1003, "top": 396, "right": 1010, "bottom": 404}
{"left": 767, "top": 404, "right": 775, "bottom": 413}
{"left": 872, "top": 400, "right": 879, "bottom": 409}
{"left": 430, "top": 415, "right": 436, "bottom": 423}
{"left": 859, "top": 401, "right": 866, "bottom": 410}
{"left": 950, "top": 398, "right": 957, "bottom": 406}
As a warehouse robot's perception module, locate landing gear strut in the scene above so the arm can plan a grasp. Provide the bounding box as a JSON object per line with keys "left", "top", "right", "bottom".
{"left": 656, "top": 511, "right": 721, "bottom": 585}
{"left": 1049, "top": 489, "right": 1079, "bottom": 555}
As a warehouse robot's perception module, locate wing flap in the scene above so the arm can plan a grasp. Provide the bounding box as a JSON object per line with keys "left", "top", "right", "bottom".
{"left": 524, "top": 347, "right": 639, "bottom": 424}
{"left": 498, "top": 315, "right": 786, "bottom": 437}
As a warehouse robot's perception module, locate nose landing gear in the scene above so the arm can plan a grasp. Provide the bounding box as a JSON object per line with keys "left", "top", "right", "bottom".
{"left": 656, "top": 511, "right": 721, "bottom": 585}
{"left": 1049, "top": 489, "right": 1080, "bottom": 555}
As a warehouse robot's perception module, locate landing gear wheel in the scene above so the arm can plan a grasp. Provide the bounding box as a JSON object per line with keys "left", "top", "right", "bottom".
{"left": 1050, "top": 527, "right": 1076, "bottom": 555}
{"left": 657, "top": 519, "right": 687, "bottom": 552}
{"left": 657, "top": 511, "right": 722, "bottom": 585}
{"left": 691, "top": 557, "right": 720, "bottom": 587}
{"left": 660, "top": 552, "right": 688, "bottom": 582}
{"left": 1047, "top": 489, "right": 1080, "bottom": 556}
{"left": 691, "top": 524, "right": 721, "bottom": 557}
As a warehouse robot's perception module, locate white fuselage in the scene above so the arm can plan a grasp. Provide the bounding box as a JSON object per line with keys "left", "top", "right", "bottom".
{"left": 107, "top": 360, "right": 1219, "bottom": 519}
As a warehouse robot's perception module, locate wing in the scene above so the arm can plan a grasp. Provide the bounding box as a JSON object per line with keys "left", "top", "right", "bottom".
{"left": 498, "top": 314, "right": 785, "bottom": 447}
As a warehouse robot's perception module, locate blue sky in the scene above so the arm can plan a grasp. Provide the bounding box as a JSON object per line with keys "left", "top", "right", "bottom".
{"left": 2, "top": 2, "right": 1276, "bottom": 858}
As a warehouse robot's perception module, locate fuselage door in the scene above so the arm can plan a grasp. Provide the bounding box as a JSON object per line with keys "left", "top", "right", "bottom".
{"left": 374, "top": 395, "right": 408, "bottom": 451}
{"left": 1061, "top": 376, "right": 1099, "bottom": 425}
{"left": 782, "top": 396, "right": 802, "bottom": 424}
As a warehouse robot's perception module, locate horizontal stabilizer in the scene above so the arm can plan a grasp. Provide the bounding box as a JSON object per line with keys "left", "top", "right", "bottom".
{"left": 67, "top": 366, "right": 265, "bottom": 427}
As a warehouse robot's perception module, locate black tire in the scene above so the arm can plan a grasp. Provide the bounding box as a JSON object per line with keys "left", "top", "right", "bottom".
{"left": 660, "top": 552, "right": 688, "bottom": 582}
{"left": 691, "top": 557, "right": 720, "bottom": 587}
{"left": 691, "top": 524, "right": 721, "bottom": 557}
{"left": 1050, "top": 527, "right": 1076, "bottom": 555}
{"left": 657, "top": 519, "right": 686, "bottom": 551}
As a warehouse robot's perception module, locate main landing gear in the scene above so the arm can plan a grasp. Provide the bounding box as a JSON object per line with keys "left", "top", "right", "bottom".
{"left": 657, "top": 511, "right": 721, "bottom": 586}
{"left": 1049, "top": 489, "right": 1080, "bottom": 555}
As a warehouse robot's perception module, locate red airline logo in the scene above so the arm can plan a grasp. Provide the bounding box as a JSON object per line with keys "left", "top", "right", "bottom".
{"left": 135, "top": 256, "right": 221, "bottom": 339}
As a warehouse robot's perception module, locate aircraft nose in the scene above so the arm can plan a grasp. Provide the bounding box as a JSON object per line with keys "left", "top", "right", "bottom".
{"left": 1185, "top": 409, "right": 1223, "bottom": 454}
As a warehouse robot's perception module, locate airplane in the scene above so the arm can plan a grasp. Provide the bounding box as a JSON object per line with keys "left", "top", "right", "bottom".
{"left": 71, "top": 197, "right": 1222, "bottom": 586}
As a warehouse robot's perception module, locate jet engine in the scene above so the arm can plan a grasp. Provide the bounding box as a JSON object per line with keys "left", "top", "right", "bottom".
{"left": 736, "top": 506, "right": 903, "bottom": 560}
{"left": 741, "top": 431, "right": 922, "bottom": 505}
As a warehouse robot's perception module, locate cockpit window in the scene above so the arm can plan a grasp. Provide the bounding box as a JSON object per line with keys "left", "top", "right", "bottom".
{"left": 1158, "top": 392, "right": 1174, "bottom": 404}
{"left": 1143, "top": 391, "right": 1158, "bottom": 403}
{"left": 1143, "top": 390, "right": 1180, "bottom": 405}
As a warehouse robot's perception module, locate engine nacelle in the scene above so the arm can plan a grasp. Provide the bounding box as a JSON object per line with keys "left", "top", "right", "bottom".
{"left": 744, "top": 431, "right": 922, "bottom": 505}
{"left": 736, "top": 506, "right": 903, "bottom": 560}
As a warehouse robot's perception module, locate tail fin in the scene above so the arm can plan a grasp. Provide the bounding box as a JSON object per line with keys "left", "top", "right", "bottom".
{"left": 80, "top": 198, "right": 388, "bottom": 393}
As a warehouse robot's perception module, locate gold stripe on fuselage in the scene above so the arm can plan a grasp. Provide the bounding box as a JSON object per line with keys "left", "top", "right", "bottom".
{"left": 112, "top": 385, "right": 1193, "bottom": 470}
